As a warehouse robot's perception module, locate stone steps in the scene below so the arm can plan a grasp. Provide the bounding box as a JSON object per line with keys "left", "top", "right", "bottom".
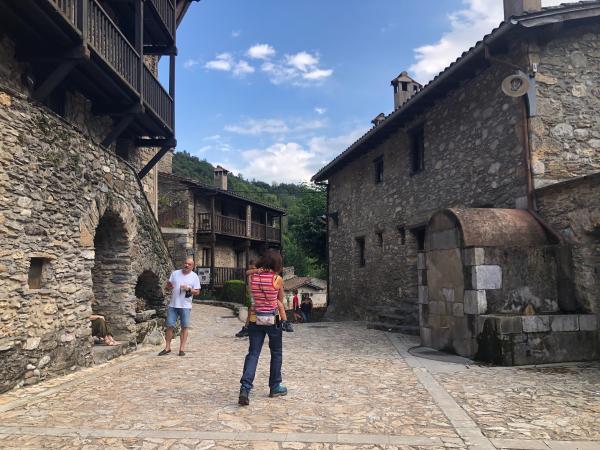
{"left": 365, "top": 300, "right": 420, "bottom": 335}
{"left": 367, "top": 322, "right": 420, "bottom": 335}
{"left": 91, "top": 342, "right": 130, "bottom": 365}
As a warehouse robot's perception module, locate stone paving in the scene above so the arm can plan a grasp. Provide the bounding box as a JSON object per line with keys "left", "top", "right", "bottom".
{"left": 0, "top": 305, "right": 599, "bottom": 449}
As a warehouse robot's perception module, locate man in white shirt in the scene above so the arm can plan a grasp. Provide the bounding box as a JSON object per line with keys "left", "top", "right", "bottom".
{"left": 158, "top": 257, "right": 200, "bottom": 356}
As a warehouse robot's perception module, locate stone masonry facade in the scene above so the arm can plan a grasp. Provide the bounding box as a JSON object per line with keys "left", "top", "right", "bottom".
{"left": 326, "top": 21, "right": 599, "bottom": 326}
{"left": 0, "top": 36, "right": 173, "bottom": 393}
{"left": 328, "top": 62, "right": 527, "bottom": 319}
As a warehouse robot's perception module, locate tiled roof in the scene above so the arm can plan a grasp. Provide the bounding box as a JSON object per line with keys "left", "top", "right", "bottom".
{"left": 284, "top": 276, "right": 326, "bottom": 291}
{"left": 159, "top": 172, "right": 287, "bottom": 214}
{"left": 312, "top": 1, "right": 600, "bottom": 182}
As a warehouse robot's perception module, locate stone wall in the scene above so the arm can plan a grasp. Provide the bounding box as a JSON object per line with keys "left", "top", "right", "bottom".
{"left": 529, "top": 25, "right": 600, "bottom": 188}
{"left": 536, "top": 174, "right": 600, "bottom": 315}
{"left": 0, "top": 87, "right": 173, "bottom": 393}
{"left": 328, "top": 63, "right": 527, "bottom": 319}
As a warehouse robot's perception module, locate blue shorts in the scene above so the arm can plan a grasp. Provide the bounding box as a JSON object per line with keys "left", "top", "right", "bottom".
{"left": 166, "top": 307, "right": 191, "bottom": 328}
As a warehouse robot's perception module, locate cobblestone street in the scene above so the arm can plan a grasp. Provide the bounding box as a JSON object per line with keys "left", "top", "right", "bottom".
{"left": 0, "top": 305, "right": 599, "bottom": 449}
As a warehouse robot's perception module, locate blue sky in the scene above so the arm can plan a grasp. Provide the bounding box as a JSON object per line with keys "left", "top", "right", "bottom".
{"left": 167, "top": 0, "right": 563, "bottom": 183}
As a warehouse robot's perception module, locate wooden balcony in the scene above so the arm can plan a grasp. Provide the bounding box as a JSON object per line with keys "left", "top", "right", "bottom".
{"left": 196, "top": 266, "right": 245, "bottom": 287}
{"left": 197, "top": 213, "right": 281, "bottom": 243}
{"left": 1, "top": 0, "right": 175, "bottom": 143}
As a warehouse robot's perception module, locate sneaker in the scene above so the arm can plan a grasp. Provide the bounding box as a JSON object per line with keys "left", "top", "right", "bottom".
{"left": 269, "top": 384, "right": 288, "bottom": 398}
{"left": 235, "top": 326, "right": 249, "bottom": 338}
{"left": 238, "top": 387, "right": 250, "bottom": 406}
{"left": 158, "top": 349, "right": 171, "bottom": 356}
{"left": 178, "top": 351, "right": 185, "bottom": 356}
{"left": 281, "top": 321, "right": 294, "bottom": 332}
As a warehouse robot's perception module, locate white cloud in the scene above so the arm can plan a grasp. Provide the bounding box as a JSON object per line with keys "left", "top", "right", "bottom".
{"left": 233, "top": 60, "right": 255, "bottom": 76}
{"left": 247, "top": 44, "right": 276, "bottom": 60}
{"left": 203, "top": 134, "right": 222, "bottom": 141}
{"left": 303, "top": 69, "right": 334, "bottom": 81}
{"left": 409, "top": 0, "right": 565, "bottom": 83}
{"left": 286, "top": 52, "right": 319, "bottom": 71}
{"left": 231, "top": 30, "right": 241, "bottom": 38}
{"left": 205, "top": 53, "right": 254, "bottom": 77}
{"left": 222, "top": 127, "right": 368, "bottom": 183}
{"left": 224, "top": 118, "right": 326, "bottom": 136}
{"left": 261, "top": 51, "right": 333, "bottom": 86}
{"left": 183, "top": 58, "right": 201, "bottom": 69}
{"left": 314, "top": 107, "right": 327, "bottom": 115}
{"left": 205, "top": 53, "right": 234, "bottom": 71}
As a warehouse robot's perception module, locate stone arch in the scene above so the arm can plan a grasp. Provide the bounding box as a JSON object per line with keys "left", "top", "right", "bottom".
{"left": 91, "top": 208, "right": 133, "bottom": 339}
{"left": 135, "top": 270, "right": 165, "bottom": 314}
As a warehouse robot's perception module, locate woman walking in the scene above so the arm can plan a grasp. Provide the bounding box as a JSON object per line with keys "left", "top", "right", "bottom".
{"left": 238, "top": 249, "right": 287, "bottom": 405}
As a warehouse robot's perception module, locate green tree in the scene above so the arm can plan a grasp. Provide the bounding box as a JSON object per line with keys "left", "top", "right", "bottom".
{"left": 288, "top": 184, "right": 327, "bottom": 267}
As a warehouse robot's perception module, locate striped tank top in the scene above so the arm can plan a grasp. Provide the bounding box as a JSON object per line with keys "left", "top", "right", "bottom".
{"left": 250, "top": 272, "right": 279, "bottom": 313}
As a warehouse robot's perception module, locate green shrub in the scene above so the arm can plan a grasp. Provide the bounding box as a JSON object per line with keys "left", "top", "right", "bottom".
{"left": 221, "top": 280, "right": 251, "bottom": 306}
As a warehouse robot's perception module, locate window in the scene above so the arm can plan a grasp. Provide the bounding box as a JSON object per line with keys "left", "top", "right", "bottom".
{"left": 374, "top": 157, "right": 384, "bottom": 183}
{"left": 398, "top": 227, "right": 406, "bottom": 245}
{"left": 401, "top": 82, "right": 408, "bottom": 92}
{"left": 376, "top": 231, "right": 383, "bottom": 247}
{"left": 410, "top": 226, "right": 426, "bottom": 251}
{"left": 28, "top": 258, "right": 48, "bottom": 289}
{"left": 356, "top": 237, "right": 366, "bottom": 267}
{"left": 409, "top": 125, "right": 425, "bottom": 174}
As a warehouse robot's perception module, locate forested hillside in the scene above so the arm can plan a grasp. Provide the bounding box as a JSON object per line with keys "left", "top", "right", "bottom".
{"left": 172, "top": 151, "right": 326, "bottom": 278}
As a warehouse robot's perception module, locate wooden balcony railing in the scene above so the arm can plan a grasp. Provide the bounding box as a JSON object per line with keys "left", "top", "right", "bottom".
{"left": 197, "top": 213, "right": 281, "bottom": 243}
{"left": 266, "top": 225, "right": 280, "bottom": 242}
{"left": 196, "top": 266, "right": 245, "bottom": 287}
{"left": 51, "top": 0, "right": 77, "bottom": 23}
{"left": 88, "top": 0, "right": 140, "bottom": 90}
{"left": 143, "top": 65, "right": 174, "bottom": 130}
{"left": 250, "top": 222, "right": 265, "bottom": 240}
{"left": 149, "top": 0, "right": 175, "bottom": 37}
{"left": 46, "top": 0, "right": 174, "bottom": 133}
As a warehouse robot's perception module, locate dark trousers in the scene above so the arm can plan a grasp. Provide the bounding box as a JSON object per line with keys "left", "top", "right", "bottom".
{"left": 240, "top": 323, "right": 283, "bottom": 391}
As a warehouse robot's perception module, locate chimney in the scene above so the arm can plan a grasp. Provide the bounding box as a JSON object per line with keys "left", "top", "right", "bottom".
{"left": 214, "top": 165, "right": 229, "bottom": 190}
{"left": 371, "top": 113, "right": 386, "bottom": 127}
{"left": 503, "top": 0, "right": 542, "bottom": 20}
{"left": 391, "top": 71, "right": 422, "bottom": 110}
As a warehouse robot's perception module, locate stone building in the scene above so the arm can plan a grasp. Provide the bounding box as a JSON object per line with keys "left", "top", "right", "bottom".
{"left": 0, "top": 0, "right": 198, "bottom": 392}
{"left": 313, "top": 1, "right": 600, "bottom": 364}
{"left": 158, "top": 167, "right": 285, "bottom": 289}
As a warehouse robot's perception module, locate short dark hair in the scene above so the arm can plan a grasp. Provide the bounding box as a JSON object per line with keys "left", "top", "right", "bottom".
{"left": 258, "top": 249, "right": 282, "bottom": 274}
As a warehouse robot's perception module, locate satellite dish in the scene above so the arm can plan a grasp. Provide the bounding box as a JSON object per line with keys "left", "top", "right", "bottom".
{"left": 501, "top": 73, "right": 530, "bottom": 97}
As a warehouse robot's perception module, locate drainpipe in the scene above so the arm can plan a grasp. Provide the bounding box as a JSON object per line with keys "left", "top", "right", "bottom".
{"left": 518, "top": 85, "right": 564, "bottom": 244}
{"left": 483, "top": 46, "right": 563, "bottom": 244}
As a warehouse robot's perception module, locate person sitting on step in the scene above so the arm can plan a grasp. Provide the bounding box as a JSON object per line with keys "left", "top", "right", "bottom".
{"left": 90, "top": 314, "right": 118, "bottom": 346}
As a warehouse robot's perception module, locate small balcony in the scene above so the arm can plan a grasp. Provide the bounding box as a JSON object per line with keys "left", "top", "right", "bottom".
{"left": 1, "top": 0, "right": 175, "bottom": 142}
{"left": 197, "top": 213, "right": 281, "bottom": 244}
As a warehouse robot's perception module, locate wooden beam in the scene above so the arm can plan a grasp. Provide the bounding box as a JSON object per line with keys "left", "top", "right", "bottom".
{"left": 31, "top": 59, "right": 78, "bottom": 102}
{"left": 138, "top": 146, "right": 172, "bottom": 179}
{"left": 144, "top": 45, "right": 177, "bottom": 56}
{"left": 101, "top": 114, "right": 136, "bottom": 147}
{"left": 20, "top": 45, "right": 89, "bottom": 63}
{"left": 136, "top": 137, "right": 177, "bottom": 147}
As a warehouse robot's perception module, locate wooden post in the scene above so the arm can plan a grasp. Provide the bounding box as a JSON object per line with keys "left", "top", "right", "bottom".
{"left": 279, "top": 215, "right": 283, "bottom": 249}
{"left": 77, "top": 0, "right": 88, "bottom": 42}
{"left": 135, "top": 0, "right": 144, "bottom": 95}
{"left": 264, "top": 211, "right": 268, "bottom": 244}
{"left": 210, "top": 195, "right": 216, "bottom": 291}
{"left": 169, "top": 0, "right": 176, "bottom": 135}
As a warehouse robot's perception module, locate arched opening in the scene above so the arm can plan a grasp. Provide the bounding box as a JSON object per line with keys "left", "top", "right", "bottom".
{"left": 135, "top": 270, "right": 165, "bottom": 316}
{"left": 91, "top": 210, "right": 132, "bottom": 339}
